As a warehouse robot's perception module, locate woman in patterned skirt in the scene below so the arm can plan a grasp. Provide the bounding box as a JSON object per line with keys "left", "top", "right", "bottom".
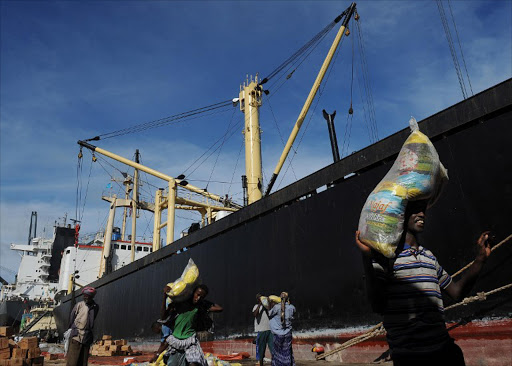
{"left": 268, "top": 292, "right": 296, "bottom": 366}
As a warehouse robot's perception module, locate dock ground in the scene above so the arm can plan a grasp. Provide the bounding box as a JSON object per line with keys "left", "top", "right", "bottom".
{"left": 47, "top": 359, "right": 391, "bottom": 366}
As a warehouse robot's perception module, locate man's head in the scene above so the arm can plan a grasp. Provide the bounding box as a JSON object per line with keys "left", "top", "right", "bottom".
{"left": 256, "top": 293, "right": 262, "bottom": 303}
{"left": 192, "top": 284, "right": 209, "bottom": 304}
{"left": 280, "top": 292, "right": 289, "bottom": 302}
{"left": 151, "top": 321, "right": 162, "bottom": 334}
{"left": 82, "top": 286, "right": 96, "bottom": 304}
{"left": 405, "top": 200, "right": 428, "bottom": 235}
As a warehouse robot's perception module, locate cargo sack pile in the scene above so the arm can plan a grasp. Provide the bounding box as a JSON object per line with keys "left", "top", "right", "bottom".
{"left": 358, "top": 118, "right": 448, "bottom": 258}
{"left": 166, "top": 258, "right": 200, "bottom": 302}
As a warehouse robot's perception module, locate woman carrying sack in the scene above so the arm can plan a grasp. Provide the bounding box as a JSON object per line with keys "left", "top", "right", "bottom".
{"left": 268, "top": 292, "right": 296, "bottom": 366}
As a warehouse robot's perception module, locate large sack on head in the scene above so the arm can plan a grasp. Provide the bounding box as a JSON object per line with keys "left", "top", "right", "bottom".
{"left": 166, "top": 258, "right": 200, "bottom": 302}
{"left": 358, "top": 118, "right": 448, "bottom": 258}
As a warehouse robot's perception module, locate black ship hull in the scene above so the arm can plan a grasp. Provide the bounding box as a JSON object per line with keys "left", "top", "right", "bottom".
{"left": 0, "top": 299, "right": 37, "bottom": 327}
{"left": 54, "top": 79, "right": 512, "bottom": 341}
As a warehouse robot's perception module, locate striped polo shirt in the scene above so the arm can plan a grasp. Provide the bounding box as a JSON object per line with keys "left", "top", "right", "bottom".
{"left": 372, "top": 244, "right": 453, "bottom": 356}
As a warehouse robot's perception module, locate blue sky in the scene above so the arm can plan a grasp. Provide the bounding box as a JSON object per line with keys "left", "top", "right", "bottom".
{"left": 1, "top": 0, "right": 510, "bottom": 282}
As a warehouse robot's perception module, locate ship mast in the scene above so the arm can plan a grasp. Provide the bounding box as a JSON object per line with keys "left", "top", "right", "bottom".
{"left": 239, "top": 75, "right": 264, "bottom": 204}
{"left": 121, "top": 174, "right": 132, "bottom": 240}
{"left": 78, "top": 141, "right": 240, "bottom": 254}
{"left": 130, "top": 149, "right": 140, "bottom": 262}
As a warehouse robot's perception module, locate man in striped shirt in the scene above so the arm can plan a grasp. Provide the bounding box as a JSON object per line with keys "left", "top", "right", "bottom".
{"left": 356, "top": 200, "right": 491, "bottom": 366}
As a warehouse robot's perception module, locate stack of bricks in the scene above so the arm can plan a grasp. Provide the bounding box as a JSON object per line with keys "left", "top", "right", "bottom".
{"left": 0, "top": 327, "right": 44, "bottom": 366}
{"left": 90, "top": 335, "right": 133, "bottom": 357}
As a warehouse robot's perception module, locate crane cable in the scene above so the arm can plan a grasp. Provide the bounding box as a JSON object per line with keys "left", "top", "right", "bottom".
{"left": 81, "top": 11, "right": 348, "bottom": 144}
{"left": 259, "top": 9, "right": 348, "bottom": 87}
{"left": 446, "top": 0, "right": 473, "bottom": 96}
{"left": 354, "top": 15, "right": 378, "bottom": 143}
{"left": 205, "top": 107, "right": 238, "bottom": 192}
{"left": 436, "top": 0, "right": 468, "bottom": 99}
{"left": 183, "top": 118, "right": 244, "bottom": 179}
{"left": 84, "top": 99, "right": 234, "bottom": 141}
{"left": 226, "top": 141, "right": 244, "bottom": 199}
{"left": 340, "top": 22, "right": 356, "bottom": 158}
{"left": 277, "top": 36, "right": 346, "bottom": 190}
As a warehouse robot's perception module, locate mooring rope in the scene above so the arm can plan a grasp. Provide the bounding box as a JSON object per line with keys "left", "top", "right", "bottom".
{"left": 444, "top": 282, "right": 512, "bottom": 311}
{"left": 316, "top": 233, "right": 512, "bottom": 360}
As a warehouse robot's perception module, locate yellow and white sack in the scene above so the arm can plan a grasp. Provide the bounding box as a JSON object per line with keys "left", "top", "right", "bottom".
{"left": 358, "top": 118, "right": 449, "bottom": 257}
{"left": 166, "top": 258, "right": 200, "bottom": 302}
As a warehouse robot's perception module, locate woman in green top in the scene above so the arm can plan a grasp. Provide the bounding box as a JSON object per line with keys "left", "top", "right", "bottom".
{"left": 166, "top": 285, "right": 223, "bottom": 366}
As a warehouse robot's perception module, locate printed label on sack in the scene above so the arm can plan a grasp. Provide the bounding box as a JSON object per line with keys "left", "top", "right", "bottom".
{"left": 367, "top": 199, "right": 392, "bottom": 213}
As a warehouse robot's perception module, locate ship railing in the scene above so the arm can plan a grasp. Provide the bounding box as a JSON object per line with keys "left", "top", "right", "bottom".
{"left": 0, "top": 285, "right": 17, "bottom": 300}
{"left": 0, "top": 285, "right": 16, "bottom": 293}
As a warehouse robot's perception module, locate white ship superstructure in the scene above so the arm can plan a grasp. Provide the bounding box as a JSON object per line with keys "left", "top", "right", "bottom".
{"left": 0, "top": 237, "right": 58, "bottom": 302}
{"left": 56, "top": 238, "right": 153, "bottom": 294}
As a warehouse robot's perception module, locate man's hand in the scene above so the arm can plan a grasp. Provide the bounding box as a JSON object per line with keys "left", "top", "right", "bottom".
{"left": 209, "top": 303, "right": 223, "bottom": 313}
{"left": 476, "top": 231, "right": 492, "bottom": 262}
{"left": 444, "top": 231, "right": 492, "bottom": 301}
{"left": 149, "top": 353, "right": 159, "bottom": 363}
{"left": 355, "top": 231, "right": 372, "bottom": 257}
{"left": 163, "top": 285, "right": 171, "bottom": 297}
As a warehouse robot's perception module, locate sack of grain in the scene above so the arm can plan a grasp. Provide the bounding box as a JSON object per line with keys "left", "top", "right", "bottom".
{"left": 358, "top": 118, "right": 448, "bottom": 257}
{"left": 166, "top": 258, "right": 200, "bottom": 302}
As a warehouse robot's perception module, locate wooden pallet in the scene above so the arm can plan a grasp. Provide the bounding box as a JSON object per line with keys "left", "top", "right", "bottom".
{"left": 0, "top": 333, "right": 43, "bottom": 366}
{"left": 90, "top": 335, "right": 134, "bottom": 357}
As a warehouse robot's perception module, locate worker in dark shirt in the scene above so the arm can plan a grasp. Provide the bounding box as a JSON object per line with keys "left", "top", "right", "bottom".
{"left": 165, "top": 284, "right": 223, "bottom": 366}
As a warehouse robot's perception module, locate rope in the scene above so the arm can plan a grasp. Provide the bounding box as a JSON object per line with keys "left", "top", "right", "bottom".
{"left": 451, "top": 234, "right": 512, "bottom": 278}
{"left": 316, "top": 323, "right": 385, "bottom": 360}
{"left": 316, "top": 233, "right": 512, "bottom": 360}
{"left": 444, "top": 282, "right": 512, "bottom": 311}
{"left": 316, "top": 281, "right": 512, "bottom": 360}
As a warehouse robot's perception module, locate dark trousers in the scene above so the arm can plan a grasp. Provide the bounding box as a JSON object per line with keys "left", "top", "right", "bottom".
{"left": 256, "top": 330, "right": 274, "bottom": 361}
{"left": 66, "top": 339, "right": 91, "bottom": 366}
{"left": 392, "top": 339, "right": 465, "bottom": 366}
